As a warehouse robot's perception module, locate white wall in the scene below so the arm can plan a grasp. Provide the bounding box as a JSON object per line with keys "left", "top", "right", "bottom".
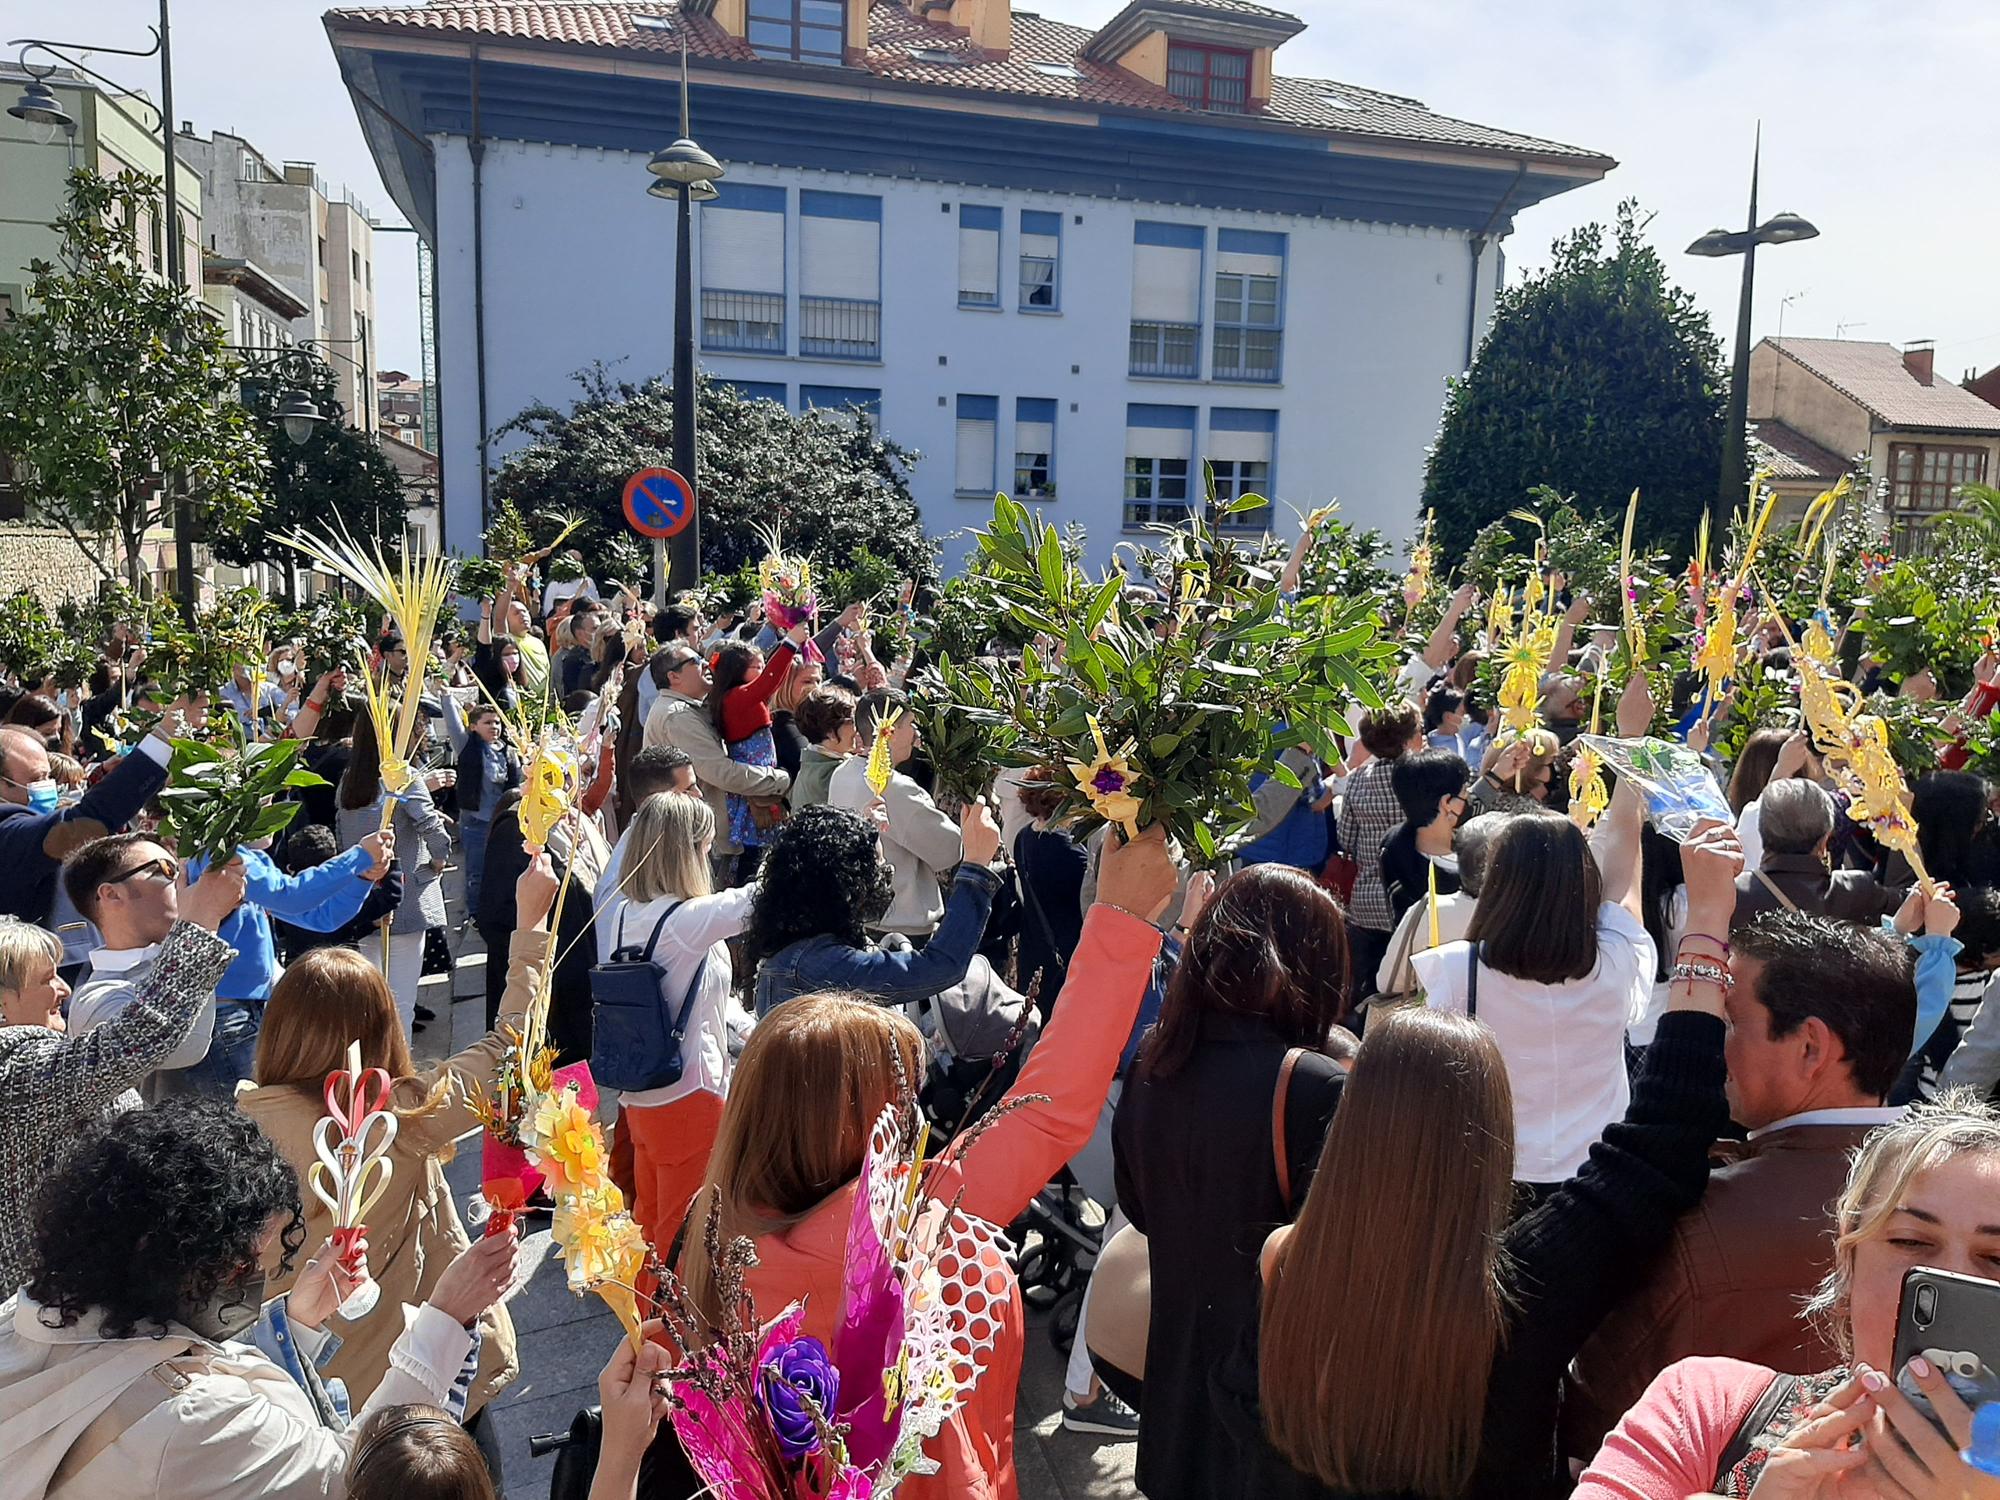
{"left": 434, "top": 135, "right": 1501, "bottom": 568}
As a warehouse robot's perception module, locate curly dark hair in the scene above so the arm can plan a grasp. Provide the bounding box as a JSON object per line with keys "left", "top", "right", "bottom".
{"left": 27, "top": 1097, "right": 305, "bottom": 1339}
{"left": 744, "top": 804, "right": 894, "bottom": 974}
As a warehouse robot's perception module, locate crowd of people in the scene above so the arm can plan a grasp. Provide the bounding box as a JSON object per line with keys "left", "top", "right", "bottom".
{"left": 2, "top": 535, "right": 1999, "bottom": 1500}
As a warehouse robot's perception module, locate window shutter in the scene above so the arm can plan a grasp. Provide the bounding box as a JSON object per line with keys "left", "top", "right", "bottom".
{"left": 1132, "top": 244, "right": 1201, "bottom": 323}
{"left": 800, "top": 215, "right": 879, "bottom": 300}
{"left": 701, "top": 207, "right": 784, "bottom": 293}
{"left": 956, "top": 420, "right": 995, "bottom": 490}
{"left": 959, "top": 227, "right": 1000, "bottom": 298}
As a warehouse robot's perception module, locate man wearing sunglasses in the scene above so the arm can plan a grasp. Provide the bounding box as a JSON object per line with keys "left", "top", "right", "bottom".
{"left": 61, "top": 835, "right": 227, "bottom": 1101}
{"left": 0, "top": 713, "right": 183, "bottom": 928}
{"left": 63, "top": 822, "right": 393, "bottom": 1099}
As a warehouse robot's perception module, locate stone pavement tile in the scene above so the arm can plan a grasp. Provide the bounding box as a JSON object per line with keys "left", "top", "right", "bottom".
{"left": 488, "top": 1383, "right": 596, "bottom": 1500}
{"left": 1016, "top": 1308, "right": 1140, "bottom": 1499}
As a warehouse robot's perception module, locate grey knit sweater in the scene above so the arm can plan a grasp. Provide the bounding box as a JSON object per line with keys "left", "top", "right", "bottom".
{"left": 0, "top": 920, "right": 234, "bottom": 1292}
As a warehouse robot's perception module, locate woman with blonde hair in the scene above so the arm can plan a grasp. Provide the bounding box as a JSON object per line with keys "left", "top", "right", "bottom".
{"left": 768, "top": 650, "right": 823, "bottom": 786}
{"left": 651, "top": 827, "right": 1183, "bottom": 1500}
{"left": 237, "top": 854, "right": 561, "bottom": 1459}
{"left": 1580, "top": 1092, "right": 2000, "bottom": 1498}
{"left": 592, "top": 790, "right": 754, "bottom": 1250}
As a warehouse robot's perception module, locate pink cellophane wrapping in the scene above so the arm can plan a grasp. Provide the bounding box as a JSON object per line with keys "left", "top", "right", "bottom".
{"left": 671, "top": 1304, "right": 807, "bottom": 1500}
{"left": 832, "top": 1141, "right": 905, "bottom": 1471}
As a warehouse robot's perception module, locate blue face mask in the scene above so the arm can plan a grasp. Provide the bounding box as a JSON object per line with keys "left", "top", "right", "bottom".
{"left": 23, "top": 781, "right": 59, "bottom": 815}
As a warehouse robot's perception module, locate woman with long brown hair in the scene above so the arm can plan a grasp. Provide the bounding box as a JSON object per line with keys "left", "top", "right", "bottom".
{"left": 1109, "top": 861, "right": 1353, "bottom": 1500}
{"left": 650, "top": 826, "right": 1183, "bottom": 1500}
{"left": 1221, "top": 821, "right": 1743, "bottom": 1500}
{"left": 237, "top": 854, "right": 561, "bottom": 1464}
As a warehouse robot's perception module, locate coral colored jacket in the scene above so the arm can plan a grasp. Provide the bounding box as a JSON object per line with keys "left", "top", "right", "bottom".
{"left": 738, "top": 905, "right": 1161, "bottom": 1500}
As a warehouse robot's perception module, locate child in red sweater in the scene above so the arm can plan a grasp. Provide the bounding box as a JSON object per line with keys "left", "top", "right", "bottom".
{"left": 707, "top": 621, "right": 811, "bottom": 878}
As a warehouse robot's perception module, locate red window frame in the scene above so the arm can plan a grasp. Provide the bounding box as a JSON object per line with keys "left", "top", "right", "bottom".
{"left": 1888, "top": 442, "right": 1990, "bottom": 513}
{"left": 1166, "top": 42, "right": 1251, "bottom": 113}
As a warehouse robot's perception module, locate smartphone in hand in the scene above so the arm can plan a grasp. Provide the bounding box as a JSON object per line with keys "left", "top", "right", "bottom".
{"left": 1894, "top": 1267, "right": 2000, "bottom": 1438}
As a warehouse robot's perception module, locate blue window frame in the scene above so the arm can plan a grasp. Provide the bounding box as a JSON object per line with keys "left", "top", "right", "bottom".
{"left": 1131, "top": 222, "right": 1205, "bottom": 378}
{"left": 1213, "top": 228, "right": 1285, "bottom": 383}
{"left": 1207, "top": 407, "right": 1277, "bottom": 531}
{"left": 801, "top": 384, "right": 881, "bottom": 422}
{"left": 1014, "top": 397, "right": 1056, "bottom": 498}
{"left": 959, "top": 205, "right": 1003, "bottom": 308}
{"left": 700, "top": 184, "right": 787, "bottom": 355}
{"left": 955, "top": 394, "right": 998, "bottom": 495}
{"left": 1124, "top": 403, "right": 1197, "bottom": 528}
{"left": 800, "top": 192, "right": 881, "bottom": 359}
{"left": 1019, "top": 210, "right": 1061, "bottom": 311}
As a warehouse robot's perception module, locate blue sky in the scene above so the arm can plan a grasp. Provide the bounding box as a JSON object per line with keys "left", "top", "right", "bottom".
{"left": 54, "top": 0, "right": 2000, "bottom": 383}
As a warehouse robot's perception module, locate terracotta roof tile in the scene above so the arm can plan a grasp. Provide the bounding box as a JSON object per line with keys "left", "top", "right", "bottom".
{"left": 1769, "top": 338, "right": 2000, "bottom": 434}
{"left": 1750, "top": 420, "right": 1849, "bottom": 482}
{"left": 327, "top": 1, "right": 1610, "bottom": 162}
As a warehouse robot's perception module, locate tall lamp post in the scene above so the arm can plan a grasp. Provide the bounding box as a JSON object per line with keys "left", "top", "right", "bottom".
{"left": 9, "top": 3, "right": 197, "bottom": 614}
{"left": 1686, "top": 126, "right": 1819, "bottom": 533}
{"left": 646, "top": 38, "right": 724, "bottom": 606}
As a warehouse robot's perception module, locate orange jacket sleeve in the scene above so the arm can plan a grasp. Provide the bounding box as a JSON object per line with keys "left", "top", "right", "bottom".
{"left": 944, "top": 905, "right": 1161, "bottom": 1227}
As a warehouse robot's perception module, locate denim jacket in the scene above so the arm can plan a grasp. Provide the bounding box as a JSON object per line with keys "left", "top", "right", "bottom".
{"left": 752, "top": 864, "right": 999, "bottom": 1017}
{"left": 253, "top": 1294, "right": 480, "bottom": 1425}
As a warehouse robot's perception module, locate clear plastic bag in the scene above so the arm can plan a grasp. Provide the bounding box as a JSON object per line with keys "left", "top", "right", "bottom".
{"left": 1576, "top": 734, "right": 1732, "bottom": 842}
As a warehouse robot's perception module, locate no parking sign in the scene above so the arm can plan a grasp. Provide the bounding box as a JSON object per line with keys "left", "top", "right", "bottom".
{"left": 622, "top": 467, "right": 695, "bottom": 538}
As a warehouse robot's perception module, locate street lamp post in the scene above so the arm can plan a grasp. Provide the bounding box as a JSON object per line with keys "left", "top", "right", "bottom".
{"left": 646, "top": 37, "right": 724, "bottom": 607}
{"left": 9, "top": 2, "right": 196, "bottom": 614}
{"left": 1686, "top": 125, "right": 1820, "bottom": 533}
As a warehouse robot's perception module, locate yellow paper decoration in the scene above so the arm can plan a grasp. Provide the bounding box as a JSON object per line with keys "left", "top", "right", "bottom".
{"left": 520, "top": 728, "right": 579, "bottom": 853}
{"left": 1066, "top": 714, "right": 1144, "bottom": 839}
{"left": 866, "top": 707, "right": 903, "bottom": 797}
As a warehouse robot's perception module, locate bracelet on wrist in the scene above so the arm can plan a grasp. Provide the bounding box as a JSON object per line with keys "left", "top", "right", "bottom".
{"left": 1677, "top": 932, "right": 1730, "bottom": 954}
{"left": 1669, "top": 959, "right": 1733, "bottom": 991}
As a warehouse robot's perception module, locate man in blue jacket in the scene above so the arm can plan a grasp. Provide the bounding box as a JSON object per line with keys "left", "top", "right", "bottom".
{"left": 0, "top": 723, "right": 175, "bottom": 926}
{"left": 174, "top": 826, "right": 394, "bottom": 1095}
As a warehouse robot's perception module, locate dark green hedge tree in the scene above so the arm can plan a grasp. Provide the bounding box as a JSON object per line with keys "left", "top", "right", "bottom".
{"left": 491, "top": 366, "right": 936, "bottom": 585}
{"left": 1423, "top": 200, "right": 1728, "bottom": 560}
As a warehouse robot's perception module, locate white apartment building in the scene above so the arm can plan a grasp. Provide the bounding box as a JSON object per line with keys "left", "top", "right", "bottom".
{"left": 178, "top": 127, "right": 380, "bottom": 433}
{"left": 327, "top": 0, "right": 1612, "bottom": 564}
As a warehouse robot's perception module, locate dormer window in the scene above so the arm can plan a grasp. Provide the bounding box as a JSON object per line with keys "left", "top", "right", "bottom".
{"left": 1167, "top": 43, "right": 1249, "bottom": 112}
{"left": 747, "top": 0, "right": 844, "bottom": 64}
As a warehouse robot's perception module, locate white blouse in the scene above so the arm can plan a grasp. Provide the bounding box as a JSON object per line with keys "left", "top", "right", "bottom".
{"left": 1412, "top": 902, "right": 1657, "bottom": 1181}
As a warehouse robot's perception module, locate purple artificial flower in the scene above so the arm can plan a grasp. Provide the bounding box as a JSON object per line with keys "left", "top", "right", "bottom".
{"left": 1092, "top": 766, "right": 1127, "bottom": 795}
{"left": 756, "top": 1334, "right": 842, "bottom": 1462}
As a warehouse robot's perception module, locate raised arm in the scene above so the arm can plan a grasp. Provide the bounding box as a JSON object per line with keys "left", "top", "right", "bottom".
{"left": 1597, "top": 672, "right": 1653, "bottom": 918}
{"left": 947, "top": 827, "right": 1178, "bottom": 1226}
{"left": 28, "top": 867, "right": 244, "bottom": 1117}
{"left": 1423, "top": 582, "right": 1478, "bottom": 671}
{"left": 1544, "top": 589, "right": 1592, "bottom": 676}
{"left": 414, "top": 856, "right": 556, "bottom": 1146}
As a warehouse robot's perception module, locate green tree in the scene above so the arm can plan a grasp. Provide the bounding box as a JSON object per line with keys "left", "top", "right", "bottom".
{"left": 208, "top": 350, "right": 407, "bottom": 602}
{"left": 0, "top": 169, "right": 266, "bottom": 588}
{"left": 492, "top": 366, "right": 937, "bottom": 587}
{"left": 1423, "top": 201, "right": 1727, "bottom": 559}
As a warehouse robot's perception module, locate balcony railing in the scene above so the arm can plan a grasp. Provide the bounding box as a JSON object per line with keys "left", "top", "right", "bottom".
{"left": 1129, "top": 320, "right": 1200, "bottom": 379}
{"left": 1213, "top": 326, "right": 1282, "bottom": 382}
{"left": 800, "top": 295, "right": 881, "bottom": 360}
{"left": 701, "top": 289, "right": 785, "bottom": 354}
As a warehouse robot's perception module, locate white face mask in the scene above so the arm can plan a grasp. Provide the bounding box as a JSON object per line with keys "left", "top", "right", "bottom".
{"left": 1426, "top": 851, "right": 1461, "bottom": 876}
{"left": 274, "top": 659, "right": 297, "bottom": 681}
